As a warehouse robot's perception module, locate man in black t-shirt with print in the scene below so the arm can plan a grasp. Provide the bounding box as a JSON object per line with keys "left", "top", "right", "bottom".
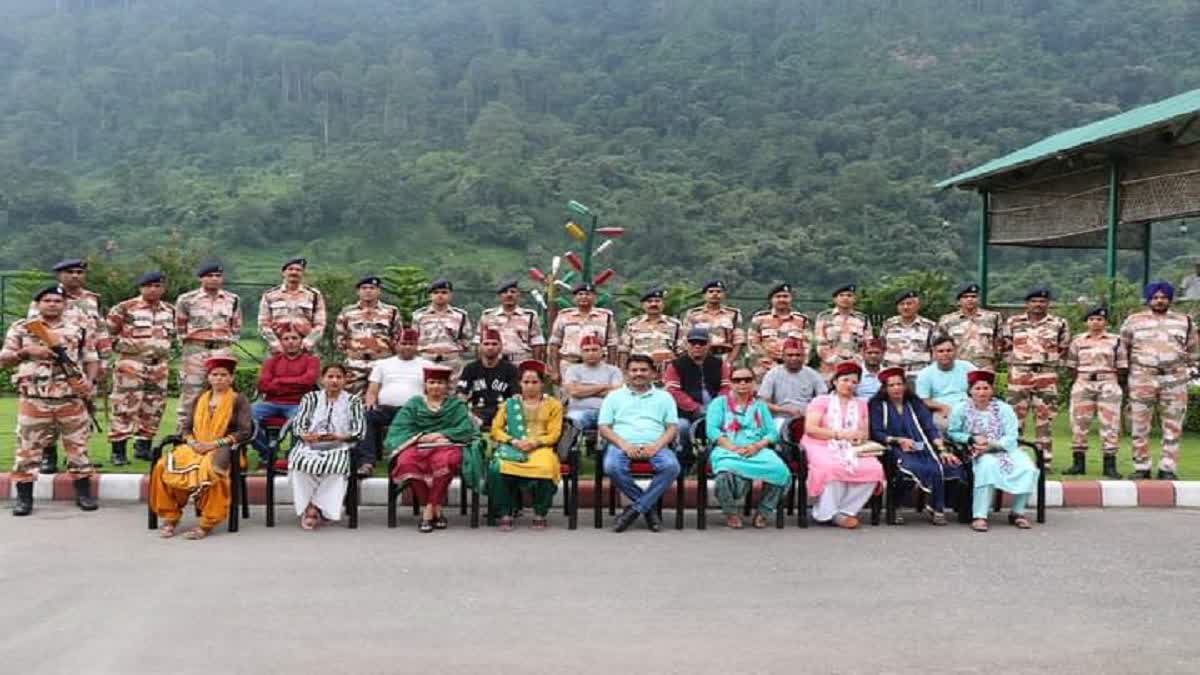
{"left": 457, "top": 328, "right": 519, "bottom": 430}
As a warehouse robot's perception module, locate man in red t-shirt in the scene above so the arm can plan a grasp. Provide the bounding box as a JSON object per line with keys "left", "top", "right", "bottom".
{"left": 251, "top": 324, "right": 319, "bottom": 465}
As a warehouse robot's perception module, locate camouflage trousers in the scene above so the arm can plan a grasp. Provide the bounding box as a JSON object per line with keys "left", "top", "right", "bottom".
{"left": 108, "top": 356, "right": 169, "bottom": 442}
{"left": 343, "top": 358, "right": 383, "bottom": 398}
{"left": 12, "top": 397, "right": 93, "bottom": 483}
{"left": 1007, "top": 369, "right": 1058, "bottom": 460}
{"left": 1128, "top": 367, "right": 1189, "bottom": 473}
{"left": 1069, "top": 377, "right": 1122, "bottom": 456}
{"left": 177, "top": 343, "right": 234, "bottom": 427}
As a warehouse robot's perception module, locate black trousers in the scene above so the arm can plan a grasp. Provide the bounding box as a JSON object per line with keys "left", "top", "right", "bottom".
{"left": 356, "top": 405, "right": 399, "bottom": 466}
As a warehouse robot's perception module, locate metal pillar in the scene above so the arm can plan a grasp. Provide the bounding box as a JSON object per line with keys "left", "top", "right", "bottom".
{"left": 978, "top": 190, "right": 990, "bottom": 305}
{"left": 1142, "top": 222, "right": 1152, "bottom": 288}
{"left": 1105, "top": 161, "right": 1121, "bottom": 300}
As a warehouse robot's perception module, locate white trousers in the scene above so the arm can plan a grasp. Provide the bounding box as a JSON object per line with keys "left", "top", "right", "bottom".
{"left": 291, "top": 471, "right": 348, "bottom": 521}
{"left": 811, "top": 481, "right": 875, "bottom": 522}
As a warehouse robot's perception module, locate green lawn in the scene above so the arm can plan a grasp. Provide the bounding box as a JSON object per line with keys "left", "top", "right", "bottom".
{"left": 0, "top": 396, "right": 1194, "bottom": 479}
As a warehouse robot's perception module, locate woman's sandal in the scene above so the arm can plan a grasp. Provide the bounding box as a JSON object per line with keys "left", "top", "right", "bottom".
{"left": 1008, "top": 513, "right": 1032, "bottom": 529}
{"left": 531, "top": 517, "right": 548, "bottom": 530}
{"left": 300, "top": 514, "right": 319, "bottom": 530}
{"left": 751, "top": 514, "right": 768, "bottom": 529}
{"left": 930, "top": 512, "right": 948, "bottom": 526}
{"left": 971, "top": 518, "right": 989, "bottom": 532}
{"left": 418, "top": 519, "right": 434, "bottom": 533}
{"left": 434, "top": 515, "right": 448, "bottom": 530}
{"left": 498, "top": 516, "right": 514, "bottom": 532}
{"left": 355, "top": 464, "right": 374, "bottom": 477}
{"left": 159, "top": 522, "right": 177, "bottom": 539}
{"left": 183, "top": 526, "right": 211, "bottom": 540}
{"left": 890, "top": 514, "right": 906, "bottom": 525}
{"left": 725, "top": 515, "right": 744, "bottom": 529}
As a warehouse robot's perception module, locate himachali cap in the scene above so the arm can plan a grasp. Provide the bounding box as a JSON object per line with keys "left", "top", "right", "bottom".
{"left": 204, "top": 356, "right": 238, "bottom": 373}
{"left": 356, "top": 275, "right": 382, "bottom": 288}
{"left": 1024, "top": 287, "right": 1051, "bottom": 301}
{"left": 52, "top": 258, "right": 87, "bottom": 272}
{"left": 833, "top": 361, "right": 862, "bottom": 379}
{"left": 967, "top": 370, "right": 996, "bottom": 387}
{"left": 894, "top": 290, "right": 919, "bottom": 305}
{"left": 196, "top": 261, "right": 223, "bottom": 277}
{"left": 480, "top": 328, "right": 503, "bottom": 343}
{"left": 1084, "top": 306, "right": 1108, "bottom": 320}
{"left": 769, "top": 283, "right": 792, "bottom": 298}
{"left": 573, "top": 282, "right": 596, "bottom": 294}
{"left": 281, "top": 257, "right": 307, "bottom": 271}
{"left": 273, "top": 320, "right": 310, "bottom": 337}
{"left": 686, "top": 327, "right": 711, "bottom": 344}
{"left": 957, "top": 283, "right": 981, "bottom": 298}
{"left": 782, "top": 337, "right": 805, "bottom": 352}
{"left": 702, "top": 279, "right": 726, "bottom": 292}
{"left": 641, "top": 287, "right": 665, "bottom": 302}
{"left": 831, "top": 283, "right": 856, "bottom": 297}
{"left": 495, "top": 279, "right": 519, "bottom": 294}
{"left": 422, "top": 365, "right": 453, "bottom": 382}
{"left": 136, "top": 271, "right": 164, "bottom": 286}
{"left": 863, "top": 337, "right": 883, "bottom": 351}
{"left": 517, "top": 359, "right": 546, "bottom": 375}
{"left": 399, "top": 328, "right": 420, "bottom": 344}
{"left": 32, "top": 285, "right": 65, "bottom": 301}
{"left": 580, "top": 334, "right": 604, "bottom": 348}
{"left": 877, "top": 366, "right": 907, "bottom": 384}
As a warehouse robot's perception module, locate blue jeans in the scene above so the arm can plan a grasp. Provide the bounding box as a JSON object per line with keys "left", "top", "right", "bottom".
{"left": 251, "top": 401, "right": 299, "bottom": 461}
{"left": 602, "top": 444, "right": 681, "bottom": 514}
{"left": 566, "top": 408, "right": 600, "bottom": 432}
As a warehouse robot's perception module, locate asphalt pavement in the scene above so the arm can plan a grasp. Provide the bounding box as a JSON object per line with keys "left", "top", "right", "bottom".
{"left": 1, "top": 505, "right": 1198, "bottom": 674}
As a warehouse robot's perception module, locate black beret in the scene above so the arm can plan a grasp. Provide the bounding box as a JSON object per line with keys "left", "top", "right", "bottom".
{"left": 894, "top": 290, "right": 919, "bottom": 304}
{"left": 573, "top": 282, "right": 596, "bottom": 294}
{"left": 956, "top": 283, "right": 981, "bottom": 298}
{"left": 428, "top": 278, "right": 453, "bottom": 292}
{"left": 702, "top": 279, "right": 726, "bottom": 292}
{"left": 356, "top": 275, "right": 382, "bottom": 288}
{"left": 52, "top": 258, "right": 87, "bottom": 272}
{"left": 281, "top": 257, "right": 307, "bottom": 271}
{"left": 640, "top": 287, "right": 665, "bottom": 302}
{"left": 769, "top": 282, "right": 792, "bottom": 299}
{"left": 495, "top": 279, "right": 519, "bottom": 294}
{"left": 196, "top": 261, "right": 223, "bottom": 277}
{"left": 136, "top": 271, "right": 164, "bottom": 286}
{"left": 832, "top": 283, "right": 856, "bottom": 297}
{"left": 1025, "top": 287, "right": 1051, "bottom": 301}
{"left": 1084, "top": 306, "right": 1108, "bottom": 320}
{"left": 33, "top": 285, "right": 65, "bottom": 301}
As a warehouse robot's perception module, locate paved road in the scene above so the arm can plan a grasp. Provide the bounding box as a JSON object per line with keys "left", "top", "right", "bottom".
{"left": 1, "top": 506, "right": 1198, "bottom": 674}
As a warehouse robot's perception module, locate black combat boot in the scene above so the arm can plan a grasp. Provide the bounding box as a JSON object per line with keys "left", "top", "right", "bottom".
{"left": 39, "top": 444, "right": 58, "bottom": 474}
{"left": 1130, "top": 469, "right": 1152, "bottom": 480}
{"left": 1157, "top": 469, "right": 1178, "bottom": 481}
{"left": 133, "top": 438, "right": 153, "bottom": 461}
{"left": 74, "top": 477, "right": 98, "bottom": 511}
{"left": 12, "top": 482, "right": 33, "bottom": 516}
{"left": 110, "top": 440, "right": 129, "bottom": 467}
{"left": 1062, "top": 452, "right": 1086, "bottom": 476}
{"left": 1102, "top": 456, "right": 1122, "bottom": 480}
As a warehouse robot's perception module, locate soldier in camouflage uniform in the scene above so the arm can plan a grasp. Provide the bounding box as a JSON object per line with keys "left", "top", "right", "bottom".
{"left": 1064, "top": 306, "right": 1127, "bottom": 478}
{"left": 106, "top": 272, "right": 177, "bottom": 465}
{"left": 549, "top": 282, "right": 618, "bottom": 382}
{"left": 1119, "top": 281, "right": 1199, "bottom": 480}
{"left": 2, "top": 285, "right": 100, "bottom": 515}
{"left": 335, "top": 275, "right": 402, "bottom": 397}
{"left": 258, "top": 257, "right": 326, "bottom": 354}
{"left": 175, "top": 262, "right": 242, "bottom": 434}
{"left": 880, "top": 290, "right": 938, "bottom": 382}
{"left": 937, "top": 282, "right": 1003, "bottom": 370}
{"left": 681, "top": 279, "right": 745, "bottom": 362}
{"left": 1002, "top": 288, "right": 1070, "bottom": 465}
{"left": 412, "top": 278, "right": 473, "bottom": 380}
{"left": 474, "top": 280, "right": 545, "bottom": 363}
{"left": 814, "top": 283, "right": 873, "bottom": 379}
{"left": 27, "top": 258, "right": 110, "bottom": 474}
{"left": 619, "top": 287, "right": 682, "bottom": 377}
{"left": 748, "top": 283, "right": 811, "bottom": 381}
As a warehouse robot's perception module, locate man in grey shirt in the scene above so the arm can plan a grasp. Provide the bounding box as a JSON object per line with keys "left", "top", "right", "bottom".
{"left": 562, "top": 335, "right": 623, "bottom": 431}
{"left": 758, "top": 337, "right": 827, "bottom": 432}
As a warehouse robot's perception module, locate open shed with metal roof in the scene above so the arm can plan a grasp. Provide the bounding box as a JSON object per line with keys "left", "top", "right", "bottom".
{"left": 938, "top": 87, "right": 1200, "bottom": 303}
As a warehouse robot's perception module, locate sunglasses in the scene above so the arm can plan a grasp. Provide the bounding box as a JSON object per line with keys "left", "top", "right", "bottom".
{"left": 731, "top": 376, "right": 754, "bottom": 383}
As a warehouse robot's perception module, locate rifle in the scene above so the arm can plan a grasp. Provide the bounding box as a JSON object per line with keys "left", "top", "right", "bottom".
{"left": 25, "top": 319, "right": 103, "bottom": 432}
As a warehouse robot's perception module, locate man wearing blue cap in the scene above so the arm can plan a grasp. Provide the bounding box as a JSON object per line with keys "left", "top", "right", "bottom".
{"left": 474, "top": 280, "right": 545, "bottom": 363}
{"left": 1002, "top": 287, "right": 1070, "bottom": 466}
{"left": 619, "top": 286, "right": 682, "bottom": 376}
{"left": 335, "top": 275, "right": 402, "bottom": 397}
{"left": 748, "top": 283, "right": 811, "bottom": 381}
{"left": 549, "top": 282, "right": 617, "bottom": 382}
{"left": 681, "top": 279, "right": 744, "bottom": 363}
{"left": 937, "top": 282, "right": 1003, "bottom": 370}
{"left": 1064, "top": 306, "right": 1127, "bottom": 478}
{"left": 105, "top": 272, "right": 177, "bottom": 465}
{"left": 1119, "top": 281, "right": 1199, "bottom": 479}
{"left": 28, "top": 258, "right": 110, "bottom": 474}
{"left": 412, "top": 278, "right": 473, "bottom": 380}
{"left": 174, "top": 261, "right": 242, "bottom": 431}
{"left": 814, "top": 283, "right": 872, "bottom": 379}
{"left": 258, "top": 257, "right": 326, "bottom": 354}
{"left": 663, "top": 327, "right": 732, "bottom": 451}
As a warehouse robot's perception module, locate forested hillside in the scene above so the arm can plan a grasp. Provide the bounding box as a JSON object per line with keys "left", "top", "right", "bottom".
{"left": 2, "top": 0, "right": 1199, "bottom": 301}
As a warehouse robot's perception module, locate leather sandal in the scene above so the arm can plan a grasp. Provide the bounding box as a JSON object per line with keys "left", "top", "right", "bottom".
{"left": 418, "top": 519, "right": 434, "bottom": 533}
{"left": 725, "top": 515, "right": 743, "bottom": 529}
{"left": 1008, "top": 512, "right": 1031, "bottom": 529}
{"left": 751, "top": 514, "right": 768, "bottom": 529}
{"left": 971, "top": 518, "right": 989, "bottom": 532}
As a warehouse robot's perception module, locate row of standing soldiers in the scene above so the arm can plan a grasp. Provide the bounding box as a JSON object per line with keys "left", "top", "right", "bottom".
{"left": 5, "top": 257, "right": 1196, "bottom": 504}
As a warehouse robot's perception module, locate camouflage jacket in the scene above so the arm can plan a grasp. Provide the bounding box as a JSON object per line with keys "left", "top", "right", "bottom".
{"left": 412, "top": 304, "right": 473, "bottom": 360}
{"left": 107, "top": 297, "right": 177, "bottom": 359}
{"left": 814, "top": 309, "right": 872, "bottom": 369}
{"left": 937, "top": 309, "right": 1002, "bottom": 369}
{"left": 619, "top": 314, "right": 683, "bottom": 361}
{"left": 748, "top": 310, "right": 810, "bottom": 363}
{"left": 2, "top": 318, "right": 97, "bottom": 398}
{"left": 28, "top": 287, "right": 111, "bottom": 361}
{"left": 336, "top": 301, "right": 402, "bottom": 362}
{"left": 1119, "top": 310, "right": 1199, "bottom": 371}
{"left": 880, "top": 315, "right": 938, "bottom": 374}
{"left": 1003, "top": 313, "right": 1070, "bottom": 368}
{"left": 258, "top": 284, "right": 327, "bottom": 352}
{"left": 1065, "top": 332, "right": 1127, "bottom": 374}
{"left": 474, "top": 306, "right": 545, "bottom": 362}
{"left": 680, "top": 306, "right": 745, "bottom": 353}
{"left": 175, "top": 288, "right": 242, "bottom": 346}
{"left": 550, "top": 307, "right": 618, "bottom": 359}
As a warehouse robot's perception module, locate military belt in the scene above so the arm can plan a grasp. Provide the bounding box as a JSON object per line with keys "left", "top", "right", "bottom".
{"left": 1131, "top": 364, "right": 1187, "bottom": 376}
{"left": 1082, "top": 372, "right": 1117, "bottom": 381}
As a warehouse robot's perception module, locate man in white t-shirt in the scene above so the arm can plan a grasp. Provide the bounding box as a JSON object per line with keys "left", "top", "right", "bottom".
{"left": 354, "top": 328, "right": 432, "bottom": 474}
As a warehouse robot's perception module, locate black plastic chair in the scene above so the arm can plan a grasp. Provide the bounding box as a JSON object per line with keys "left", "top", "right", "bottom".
{"left": 146, "top": 434, "right": 251, "bottom": 533}
{"left": 483, "top": 418, "right": 580, "bottom": 529}
{"left": 696, "top": 413, "right": 800, "bottom": 530}
{"left": 270, "top": 419, "right": 361, "bottom": 529}
{"left": 386, "top": 443, "right": 480, "bottom": 529}
{"left": 988, "top": 440, "right": 1046, "bottom": 523}
{"left": 779, "top": 416, "right": 882, "bottom": 527}
{"left": 881, "top": 442, "right": 972, "bottom": 526}
{"left": 592, "top": 431, "right": 689, "bottom": 530}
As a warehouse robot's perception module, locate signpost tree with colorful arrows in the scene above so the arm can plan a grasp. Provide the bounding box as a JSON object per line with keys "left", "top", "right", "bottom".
{"left": 527, "top": 200, "right": 625, "bottom": 327}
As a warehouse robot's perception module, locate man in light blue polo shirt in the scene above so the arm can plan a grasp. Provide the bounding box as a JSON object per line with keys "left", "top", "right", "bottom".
{"left": 915, "top": 335, "right": 975, "bottom": 429}
{"left": 598, "top": 354, "right": 680, "bottom": 533}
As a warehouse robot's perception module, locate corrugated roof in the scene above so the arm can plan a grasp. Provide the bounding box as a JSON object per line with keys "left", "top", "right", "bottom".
{"left": 937, "top": 88, "right": 1200, "bottom": 190}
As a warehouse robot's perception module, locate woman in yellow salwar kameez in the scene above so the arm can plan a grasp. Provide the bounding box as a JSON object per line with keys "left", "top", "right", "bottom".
{"left": 150, "top": 357, "right": 254, "bottom": 540}
{"left": 488, "top": 360, "right": 563, "bottom": 531}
